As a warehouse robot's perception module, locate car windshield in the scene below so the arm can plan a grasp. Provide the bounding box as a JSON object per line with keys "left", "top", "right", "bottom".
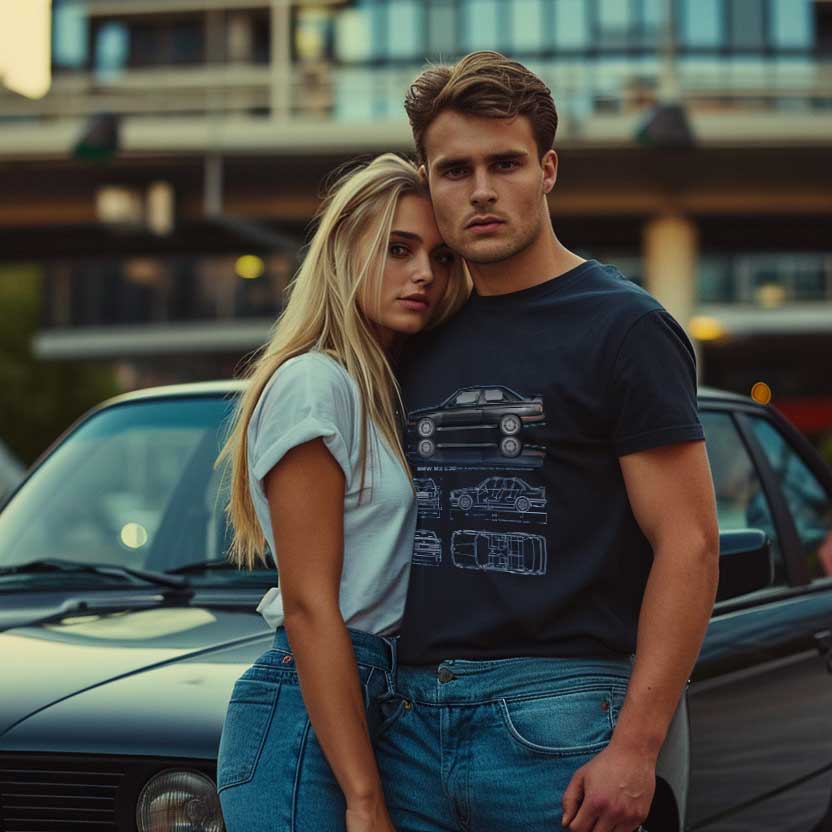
{"left": 0, "top": 395, "right": 275, "bottom": 590}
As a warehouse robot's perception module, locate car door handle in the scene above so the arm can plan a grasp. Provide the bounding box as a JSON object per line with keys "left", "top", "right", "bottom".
{"left": 814, "top": 630, "right": 832, "bottom": 674}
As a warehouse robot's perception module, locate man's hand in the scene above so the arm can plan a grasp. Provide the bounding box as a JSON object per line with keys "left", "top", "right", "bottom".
{"left": 561, "top": 741, "right": 655, "bottom": 832}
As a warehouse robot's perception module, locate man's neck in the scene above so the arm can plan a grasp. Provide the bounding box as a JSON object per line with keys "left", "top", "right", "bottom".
{"left": 468, "top": 232, "right": 586, "bottom": 297}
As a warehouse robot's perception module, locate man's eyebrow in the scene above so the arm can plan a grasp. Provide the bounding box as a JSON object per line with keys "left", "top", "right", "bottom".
{"left": 390, "top": 230, "right": 421, "bottom": 241}
{"left": 433, "top": 150, "right": 529, "bottom": 170}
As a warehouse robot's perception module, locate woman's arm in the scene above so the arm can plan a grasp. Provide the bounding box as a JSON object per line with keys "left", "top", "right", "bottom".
{"left": 265, "top": 437, "right": 394, "bottom": 831}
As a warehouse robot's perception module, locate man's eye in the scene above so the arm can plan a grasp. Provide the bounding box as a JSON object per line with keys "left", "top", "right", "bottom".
{"left": 445, "top": 167, "right": 467, "bottom": 179}
{"left": 496, "top": 160, "right": 518, "bottom": 171}
{"left": 389, "top": 244, "right": 409, "bottom": 257}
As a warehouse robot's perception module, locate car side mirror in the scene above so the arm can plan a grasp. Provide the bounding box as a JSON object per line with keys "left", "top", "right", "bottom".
{"left": 717, "top": 529, "right": 773, "bottom": 602}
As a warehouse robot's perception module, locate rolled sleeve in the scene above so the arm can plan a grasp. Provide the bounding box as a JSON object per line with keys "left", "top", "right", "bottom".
{"left": 610, "top": 309, "right": 704, "bottom": 457}
{"left": 248, "top": 354, "right": 355, "bottom": 491}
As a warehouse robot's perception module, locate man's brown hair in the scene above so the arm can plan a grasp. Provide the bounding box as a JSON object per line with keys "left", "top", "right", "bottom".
{"left": 405, "top": 51, "right": 558, "bottom": 165}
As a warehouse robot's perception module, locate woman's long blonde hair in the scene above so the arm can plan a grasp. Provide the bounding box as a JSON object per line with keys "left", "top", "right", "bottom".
{"left": 216, "top": 153, "right": 469, "bottom": 571}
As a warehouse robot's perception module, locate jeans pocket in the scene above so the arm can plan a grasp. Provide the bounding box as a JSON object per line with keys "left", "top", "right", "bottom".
{"left": 363, "top": 668, "right": 407, "bottom": 741}
{"left": 217, "top": 678, "right": 281, "bottom": 792}
{"left": 500, "top": 686, "right": 618, "bottom": 757}
{"left": 372, "top": 695, "right": 407, "bottom": 741}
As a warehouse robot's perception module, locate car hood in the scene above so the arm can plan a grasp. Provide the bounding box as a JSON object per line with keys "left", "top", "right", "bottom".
{"left": 0, "top": 603, "right": 274, "bottom": 757}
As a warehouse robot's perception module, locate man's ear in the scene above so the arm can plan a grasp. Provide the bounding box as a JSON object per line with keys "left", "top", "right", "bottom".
{"left": 418, "top": 164, "right": 428, "bottom": 186}
{"left": 541, "top": 149, "right": 558, "bottom": 194}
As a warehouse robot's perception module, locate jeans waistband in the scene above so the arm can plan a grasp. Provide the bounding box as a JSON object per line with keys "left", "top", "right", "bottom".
{"left": 270, "top": 625, "right": 399, "bottom": 675}
{"left": 395, "top": 655, "right": 632, "bottom": 705}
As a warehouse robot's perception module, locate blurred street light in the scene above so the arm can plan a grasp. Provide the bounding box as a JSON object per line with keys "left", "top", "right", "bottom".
{"left": 689, "top": 316, "right": 728, "bottom": 342}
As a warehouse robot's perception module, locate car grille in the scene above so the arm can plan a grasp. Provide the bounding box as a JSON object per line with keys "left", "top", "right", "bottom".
{"left": 0, "top": 753, "right": 219, "bottom": 832}
{"left": 0, "top": 758, "right": 122, "bottom": 831}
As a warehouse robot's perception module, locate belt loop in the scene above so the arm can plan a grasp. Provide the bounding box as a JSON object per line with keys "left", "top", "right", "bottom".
{"left": 384, "top": 634, "right": 399, "bottom": 687}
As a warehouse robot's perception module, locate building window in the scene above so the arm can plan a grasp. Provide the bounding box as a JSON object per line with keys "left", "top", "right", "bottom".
{"left": 386, "top": 0, "right": 425, "bottom": 59}
{"left": 127, "top": 18, "right": 205, "bottom": 67}
{"left": 728, "top": 0, "right": 766, "bottom": 50}
{"left": 597, "top": 0, "right": 634, "bottom": 48}
{"left": 816, "top": 1, "right": 832, "bottom": 52}
{"left": 335, "top": 7, "right": 374, "bottom": 63}
{"left": 510, "top": 0, "right": 547, "bottom": 52}
{"left": 295, "top": 7, "right": 335, "bottom": 62}
{"left": 427, "top": 0, "right": 457, "bottom": 57}
{"left": 680, "top": 0, "right": 724, "bottom": 48}
{"left": 553, "top": 0, "right": 590, "bottom": 49}
{"left": 769, "top": 0, "right": 812, "bottom": 49}
{"left": 53, "top": 0, "right": 88, "bottom": 70}
{"left": 94, "top": 21, "right": 129, "bottom": 80}
{"left": 462, "top": 0, "right": 500, "bottom": 51}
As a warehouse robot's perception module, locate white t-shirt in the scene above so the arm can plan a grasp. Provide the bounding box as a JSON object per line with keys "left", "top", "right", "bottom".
{"left": 249, "top": 351, "right": 417, "bottom": 636}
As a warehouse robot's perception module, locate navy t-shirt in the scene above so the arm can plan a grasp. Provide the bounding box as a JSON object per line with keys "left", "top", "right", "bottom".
{"left": 396, "top": 258, "right": 704, "bottom": 665}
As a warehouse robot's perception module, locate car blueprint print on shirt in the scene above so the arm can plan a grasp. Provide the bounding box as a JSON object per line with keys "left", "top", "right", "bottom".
{"left": 414, "top": 478, "right": 441, "bottom": 518}
{"left": 412, "top": 529, "right": 442, "bottom": 566}
{"left": 450, "top": 476, "right": 546, "bottom": 523}
{"left": 450, "top": 530, "right": 548, "bottom": 576}
{"left": 406, "top": 385, "right": 546, "bottom": 469}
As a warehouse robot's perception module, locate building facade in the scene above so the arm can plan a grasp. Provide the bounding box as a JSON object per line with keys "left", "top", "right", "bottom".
{"left": 1, "top": 0, "right": 831, "bottom": 447}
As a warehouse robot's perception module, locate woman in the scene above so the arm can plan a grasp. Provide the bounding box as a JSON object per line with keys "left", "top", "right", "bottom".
{"left": 214, "top": 153, "right": 468, "bottom": 832}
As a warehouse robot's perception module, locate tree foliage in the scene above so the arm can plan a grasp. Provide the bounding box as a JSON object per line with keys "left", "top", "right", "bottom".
{"left": 0, "top": 266, "right": 119, "bottom": 467}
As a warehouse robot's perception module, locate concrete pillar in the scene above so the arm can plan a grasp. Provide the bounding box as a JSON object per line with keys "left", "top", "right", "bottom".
{"left": 642, "top": 213, "right": 702, "bottom": 379}
{"left": 643, "top": 213, "right": 698, "bottom": 327}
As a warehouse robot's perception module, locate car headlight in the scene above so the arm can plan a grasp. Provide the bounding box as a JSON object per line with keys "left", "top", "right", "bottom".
{"left": 136, "top": 769, "right": 225, "bottom": 832}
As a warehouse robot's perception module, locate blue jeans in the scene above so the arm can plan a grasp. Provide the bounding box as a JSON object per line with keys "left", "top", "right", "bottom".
{"left": 376, "top": 655, "right": 632, "bottom": 832}
{"left": 216, "top": 626, "right": 401, "bottom": 832}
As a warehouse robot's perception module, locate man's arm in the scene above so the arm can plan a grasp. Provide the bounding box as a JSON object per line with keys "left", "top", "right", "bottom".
{"left": 562, "top": 439, "right": 719, "bottom": 832}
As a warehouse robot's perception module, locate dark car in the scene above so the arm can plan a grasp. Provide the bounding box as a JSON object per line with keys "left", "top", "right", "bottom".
{"left": 412, "top": 529, "right": 442, "bottom": 567}
{"left": 451, "top": 529, "right": 547, "bottom": 575}
{"left": 0, "top": 383, "right": 831, "bottom": 831}
{"left": 450, "top": 476, "right": 546, "bottom": 516}
{"left": 407, "top": 385, "right": 545, "bottom": 467}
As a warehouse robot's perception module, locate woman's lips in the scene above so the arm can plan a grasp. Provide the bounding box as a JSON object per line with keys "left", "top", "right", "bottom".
{"left": 399, "top": 298, "right": 429, "bottom": 312}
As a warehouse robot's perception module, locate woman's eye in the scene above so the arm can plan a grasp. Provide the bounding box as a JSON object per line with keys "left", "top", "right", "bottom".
{"left": 389, "top": 244, "right": 409, "bottom": 257}
{"left": 435, "top": 251, "right": 455, "bottom": 266}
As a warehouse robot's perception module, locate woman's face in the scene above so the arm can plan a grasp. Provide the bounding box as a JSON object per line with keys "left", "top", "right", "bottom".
{"left": 360, "top": 193, "right": 456, "bottom": 350}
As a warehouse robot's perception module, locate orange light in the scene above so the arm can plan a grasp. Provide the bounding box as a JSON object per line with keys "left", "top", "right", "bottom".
{"left": 751, "top": 382, "right": 772, "bottom": 405}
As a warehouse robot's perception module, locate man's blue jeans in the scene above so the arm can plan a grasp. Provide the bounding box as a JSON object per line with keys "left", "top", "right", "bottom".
{"left": 376, "top": 655, "right": 632, "bottom": 831}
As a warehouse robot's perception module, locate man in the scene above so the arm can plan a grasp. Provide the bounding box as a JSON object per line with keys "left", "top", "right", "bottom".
{"left": 375, "top": 52, "right": 720, "bottom": 832}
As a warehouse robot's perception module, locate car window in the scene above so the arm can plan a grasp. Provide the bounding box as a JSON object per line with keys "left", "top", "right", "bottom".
{"left": 484, "top": 389, "right": 505, "bottom": 402}
{"left": 0, "top": 397, "right": 274, "bottom": 587}
{"left": 455, "top": 391, "right": 480, "bottom": 406}
{"left": 749, "top": 417, "right": 832, "bottom": 581}
{"left": 701, "top": 411, "right": 785, "bottom": 584}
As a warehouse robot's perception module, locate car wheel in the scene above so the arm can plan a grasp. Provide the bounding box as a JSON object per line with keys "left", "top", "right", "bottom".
{"left": 515, "top": 496, "right": 530, "bottom": 512}
{"left": 458, "top": 494, "right": 474, "bottom": 511}
{"left": 500, "top": 414, "right": 522, "bottom": 435}
{"left": 418, "top": 438, "right": 436, "bottom": 458}
{"left": 417, "top": 418, "right": 436, "bottom": 437}
{"left": 500, "top": 436, "right": 522, "bottom": 457}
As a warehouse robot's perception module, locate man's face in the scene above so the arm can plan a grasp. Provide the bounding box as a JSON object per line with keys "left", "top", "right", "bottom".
{"left": 422, "top": 110, "right": 556, "bottom": 265}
